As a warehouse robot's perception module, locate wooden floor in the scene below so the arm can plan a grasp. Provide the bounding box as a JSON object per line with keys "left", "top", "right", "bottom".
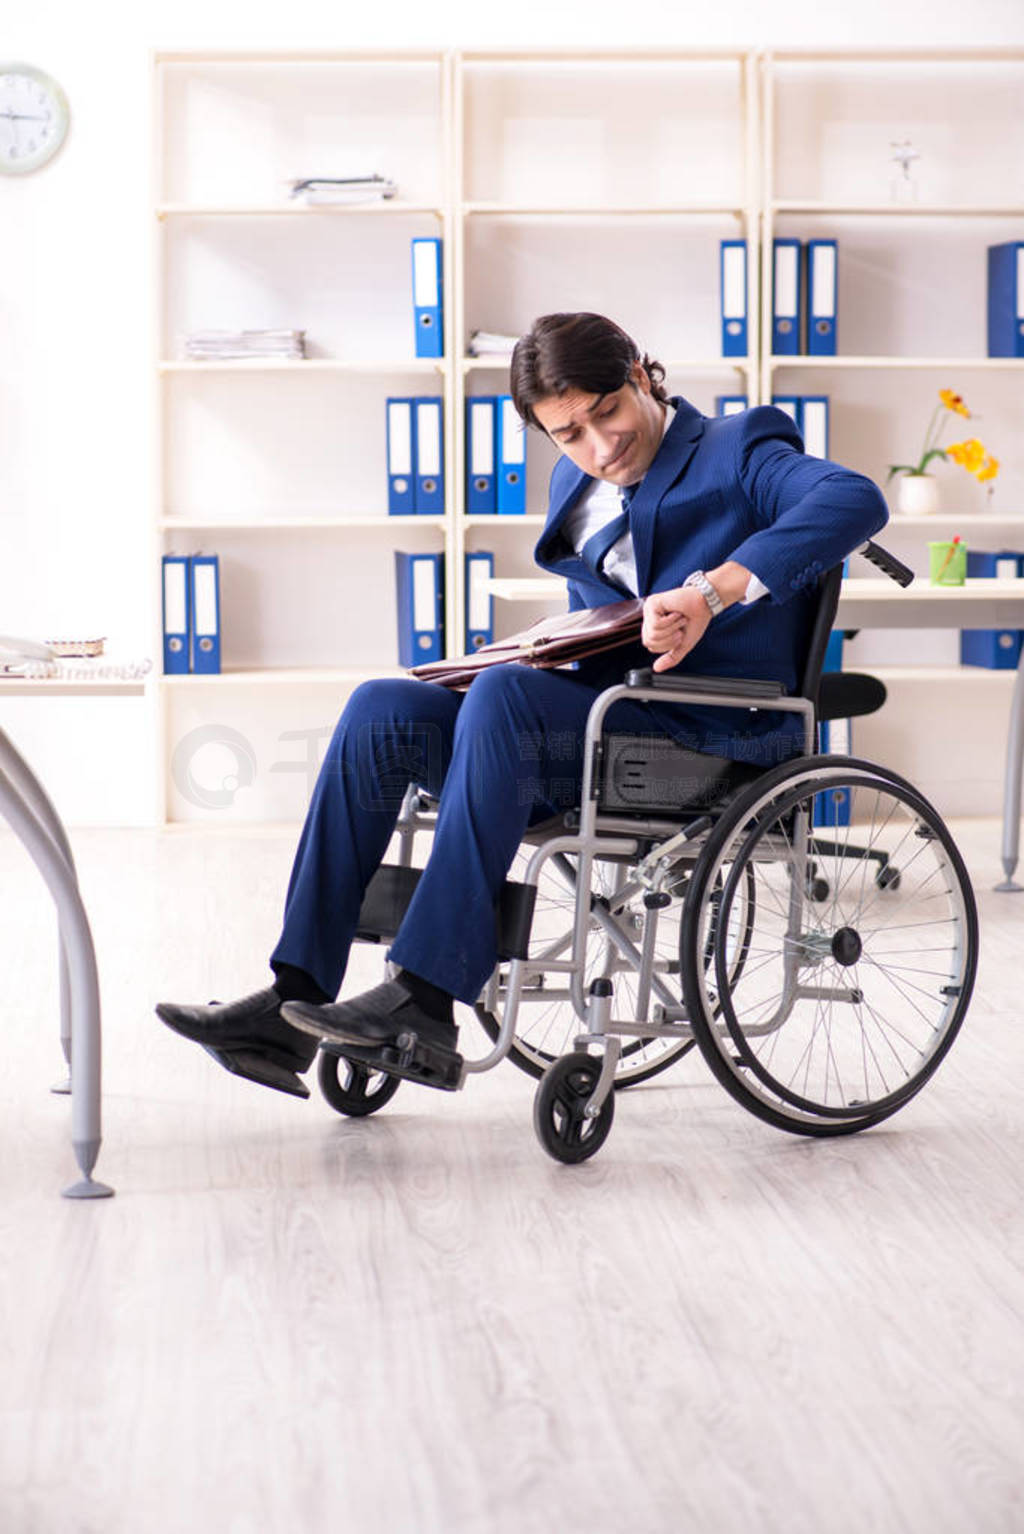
{"left": 1, "top": 817, "right": 1022, "bottom": 1534}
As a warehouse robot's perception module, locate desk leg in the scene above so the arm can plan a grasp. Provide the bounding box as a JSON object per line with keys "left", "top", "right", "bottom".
{"left": 0, "top": 760, "right": 114, "bottom": 1198}
{"left": 0, "top": 730, "right": 76, "bottom": 1086}
{"left": 997, "top": 652, "right": 1024, "bottom": 892}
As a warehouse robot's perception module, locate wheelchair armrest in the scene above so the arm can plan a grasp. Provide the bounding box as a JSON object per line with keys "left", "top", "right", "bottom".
{"left": 624, "top": 668, "right": 788, "bottom": 701}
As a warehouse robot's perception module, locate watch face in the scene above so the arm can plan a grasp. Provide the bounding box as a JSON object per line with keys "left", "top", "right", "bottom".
{"left": 0, "top": 64, "right": 70, "bottom": 174}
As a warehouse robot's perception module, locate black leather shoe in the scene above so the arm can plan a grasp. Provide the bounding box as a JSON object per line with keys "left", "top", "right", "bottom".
{"left": 155, "top": 987, "right": 318, "bottom": 1100}
{"left": 282, "top": 982, "right": 462, "bottom": 1092}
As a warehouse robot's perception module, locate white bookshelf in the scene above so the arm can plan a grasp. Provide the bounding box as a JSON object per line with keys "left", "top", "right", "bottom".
{"left": 153, "top": 48, "right": 453, "bottom": 823}
{"left": 152, "top": 45, "right": 1024, "bottom": 825}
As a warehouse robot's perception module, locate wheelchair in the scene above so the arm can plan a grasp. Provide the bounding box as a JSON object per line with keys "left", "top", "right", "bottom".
{"left": 316, "top": 546, "right": 979, "bottom": 1163}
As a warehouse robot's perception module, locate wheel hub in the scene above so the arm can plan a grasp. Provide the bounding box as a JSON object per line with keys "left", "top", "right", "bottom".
{"left": 831, "top": 926, "right": 863, "bottom": 967}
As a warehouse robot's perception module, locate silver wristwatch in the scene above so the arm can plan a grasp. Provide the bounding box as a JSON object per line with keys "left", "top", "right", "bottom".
{"left": 682, "top": 570, "right": 725, "bottom": 617}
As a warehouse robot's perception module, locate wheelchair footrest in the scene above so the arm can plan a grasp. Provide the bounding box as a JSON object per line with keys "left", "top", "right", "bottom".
{"left": 321, "top": 1030, "right": 464, "bottom": 1092}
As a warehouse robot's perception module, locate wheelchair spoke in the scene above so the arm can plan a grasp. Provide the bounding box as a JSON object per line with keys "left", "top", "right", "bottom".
{"left": 681, "top": 762, "right": 977, "bottom": 1129}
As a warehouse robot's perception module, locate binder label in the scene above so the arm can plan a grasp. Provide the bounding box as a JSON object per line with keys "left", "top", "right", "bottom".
{"left": 812, "top": 243, "right": 836, "bottom": 314}
{"left": 193, "top": 563, "right": 218, "bottom": 634}
{"left": 388, "top": 401, "right": 413, "bottom": 476}
{"left": 416, "top": 401, "right": 441, "bottom": 476}
{"left": 500, "top": 398, "right": 525, "bottom": 465}
{"left": 775, "top": 243, "right": 799, "bottom": 318}
{"left": 468, "top": 559, "right": 491, "bottom": 630}
{"left": 470, "top": 401, "right": 494, "bottom": 476}
{"left": 722, "top": 245, "right": 745, "bottom": 319}
{"left": 164, "top": 561, "right": 186, "bottom": 632}
{"left": 1018, "top": 248, "right": 1024, "bottom": 319}
{"left": 413, "top": 558, "right": 437, "bottom": 631}
{"left": 413, "top": 239, "right": 439, "bottom": 305}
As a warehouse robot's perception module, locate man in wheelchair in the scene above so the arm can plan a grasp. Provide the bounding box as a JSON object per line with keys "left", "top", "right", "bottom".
{"left": 156, "top": 311, "right": 890, "bottom": 1101}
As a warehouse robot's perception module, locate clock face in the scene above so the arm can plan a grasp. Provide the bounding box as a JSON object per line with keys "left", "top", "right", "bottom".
{"left": 0, "top": 64, "right": 70, "bottom": 175}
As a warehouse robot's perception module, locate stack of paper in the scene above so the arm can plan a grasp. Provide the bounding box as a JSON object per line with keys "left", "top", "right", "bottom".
{"left": 468, "top": 330, "right": 519, "bottom": 358}
{"left": 289, "top": 176, "right": 397, "bottom": 205}
{"left": 184, "top": 330, "right": 307, "bottom": 360}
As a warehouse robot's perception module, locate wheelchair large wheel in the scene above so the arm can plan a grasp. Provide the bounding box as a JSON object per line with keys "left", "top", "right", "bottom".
{"left": 680, "top": 755, "right": 977, "bottom": 1137}
{"left": 475, "top": 846, "right": 698, "bottom": 1088}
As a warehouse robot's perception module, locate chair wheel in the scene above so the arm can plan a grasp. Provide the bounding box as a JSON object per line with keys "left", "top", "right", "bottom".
{"left": 806, "top": 875, "right": 830, "bottom": 902}
{"left": 876, "top": 865, "right": 901, "bottom": 891}
{"left": 533, "top": 1052, "right": 615, "bottom": 1164}
{"left": 317, "top": 1051, "right": 401, "bottom": 1117}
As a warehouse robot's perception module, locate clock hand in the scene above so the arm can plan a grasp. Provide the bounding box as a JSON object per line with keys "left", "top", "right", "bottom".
{"left": 1, "top": 111, "right": 49, "bottom": 122}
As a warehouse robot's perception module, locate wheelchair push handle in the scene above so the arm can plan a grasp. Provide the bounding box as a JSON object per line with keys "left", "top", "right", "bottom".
{"left": 857, "top": 540, "right": 914, "bottom": 588}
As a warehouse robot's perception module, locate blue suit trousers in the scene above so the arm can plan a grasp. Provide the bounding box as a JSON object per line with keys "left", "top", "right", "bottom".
{"left": 269, "top": 667, "right": 664, "bottom": 1006}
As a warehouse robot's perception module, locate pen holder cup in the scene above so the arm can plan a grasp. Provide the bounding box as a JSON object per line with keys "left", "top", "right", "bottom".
{"left": 929, "top": 541, "right": 967, "bottom": 587}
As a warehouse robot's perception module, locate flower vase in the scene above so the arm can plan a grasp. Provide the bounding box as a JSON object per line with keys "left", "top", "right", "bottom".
{"left": 897, "top": 474, "right": 939, "bottom": 517}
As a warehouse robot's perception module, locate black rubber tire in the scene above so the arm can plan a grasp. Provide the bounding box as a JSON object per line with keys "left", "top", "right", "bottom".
{"left": 680, "top": 754, "right": 977, "bottom": 1139}
{"left": 318, "top": 1050, "right": 402, "bottom": 1117}
{"left": 533, "top": 1053, "right": 615, "bottom": 1164}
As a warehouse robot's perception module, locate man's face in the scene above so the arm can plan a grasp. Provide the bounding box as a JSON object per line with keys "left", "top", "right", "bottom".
{"left": 531, "top": 363, "right": 667, "bottom": 487}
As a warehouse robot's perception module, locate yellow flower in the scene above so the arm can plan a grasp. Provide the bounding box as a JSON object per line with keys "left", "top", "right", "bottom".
{"left": 939, "top": 388, "right": 971, "bottom": 418}
{"left": 977, "top": 455, "right": 1000, "bottom": 483}
{"left": 946, "top": 438, "right": 986, "bottom": 472}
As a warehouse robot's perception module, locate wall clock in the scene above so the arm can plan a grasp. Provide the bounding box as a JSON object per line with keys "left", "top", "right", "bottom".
{"left": 0, "top": 63, "right": 70, "bottom": 174}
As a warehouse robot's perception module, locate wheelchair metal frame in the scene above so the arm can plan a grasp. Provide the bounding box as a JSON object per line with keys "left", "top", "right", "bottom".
{"left": 390, "top": 676, "right": 816, "bottom": 1110}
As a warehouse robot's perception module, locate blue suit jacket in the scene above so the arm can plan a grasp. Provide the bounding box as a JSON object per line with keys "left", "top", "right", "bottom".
{"left": 533, "top": 399, "right": 889, "bottom": 764}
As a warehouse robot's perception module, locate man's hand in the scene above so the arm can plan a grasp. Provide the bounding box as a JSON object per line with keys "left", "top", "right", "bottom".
{"left": 642, "top": 586, "right": 713, "bottom": 672}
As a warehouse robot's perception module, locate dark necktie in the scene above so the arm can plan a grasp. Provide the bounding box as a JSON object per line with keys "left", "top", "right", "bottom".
{"left": 580, "top": 482, "right": 638, "bottom": 583}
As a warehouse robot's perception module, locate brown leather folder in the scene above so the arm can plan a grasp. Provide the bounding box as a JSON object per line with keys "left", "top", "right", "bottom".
{"left": 410, "top": 598, "right": 644, "bottom": 690}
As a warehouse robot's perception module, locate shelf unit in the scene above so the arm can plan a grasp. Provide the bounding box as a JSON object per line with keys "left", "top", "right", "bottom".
{"left": 153, "top": 46, "right": 761, "bottom": 823}
{"left": 451, "top": 47, "right": 760, "bottom": 658}
{"left": 153, "top": 49, "right": 454, "bottom": 822}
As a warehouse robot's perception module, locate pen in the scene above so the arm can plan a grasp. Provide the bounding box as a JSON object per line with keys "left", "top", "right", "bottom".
{"left": 935, "top": 535, "right": 961, "bottom": 581}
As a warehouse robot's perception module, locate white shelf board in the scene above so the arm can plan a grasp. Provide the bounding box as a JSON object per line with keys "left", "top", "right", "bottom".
{"left": 769, "top": 356, "right": 1024, "bottom": 370}
{"left": 487, "top": 578, "right": 564, "bottom": 601}
{"left": 772, "top": 202, "right": 1024, "bottom": 218}
{"left": 158, "top": 515, "right": 446, "bottom": 531}
{"left": 0, "top": 678, "right": 147, "bottom": 697}
{"left": 461, "top": 355, "right": 751, "bottom": 374}
{"left": 463, "top": 514, "right": 547, "bottom": 528}
{"left": 161, "top": 666, "right": 410, "bottom": 687}
{"left": 868, "top": 665, "right": 1017, "bottom": 683}
{"left": 766, "top": 45, "right": 1024, "bottom": 62}
{"left": 158, "top": 358, "right": 447, "bottom": 375}
{"left": 886, "top": 513, "right": 1024, "bottom": 530}
{"left": 462, "top": 202, "right": 747, "bottom": 217}
{"left": 157, "top": 202, "right": 443, "bottom": 219}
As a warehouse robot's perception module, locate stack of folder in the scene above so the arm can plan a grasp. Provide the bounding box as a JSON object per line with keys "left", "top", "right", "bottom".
{"left": 387, "top": 396, "right": 445, "bottom": 514}
{"left": 394, "top": 551, "right": 495, "bottom": 665}
{"left": 467, "top": 331, "right": 519, "bottom": 358}
{"left": 987, "top": 242, "right": 1024, "bottom": 357}
{"left": 465, "top": 395, "right": 527, "bottom": 514}
{"left": 184, "top": 330, "right": 306, "bottom": 361}
{"left": 289, "top": 175, "right": 397, "bottom": 205}
{"left": 161, "top": 554, "right": 222, "bottom": 674}
{"left": 768, "top": 238, "right": 838, "bottom": 356}
{"left": 960, "top": 550, "right": 1024, "bottom": 669}
{"left": 770, "top": 394, "right": 831, "bottom": 459}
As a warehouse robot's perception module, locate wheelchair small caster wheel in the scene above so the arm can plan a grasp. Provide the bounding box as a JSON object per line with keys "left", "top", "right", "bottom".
{"left": 318, "top": 1051, "right": 401, "bottom": 1117}
{"left": 876, "top": 865, "right": 901, "bottom": 892}
{"left": 806, "top": 874, "right": 830, "bottom": 902}
{"left": 533, "top": 1052, "right": 614, "bottom": 1164}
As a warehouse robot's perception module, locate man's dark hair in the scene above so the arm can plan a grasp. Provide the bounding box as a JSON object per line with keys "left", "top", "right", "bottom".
{"left": 509, "top": 312, "right": 669, "bottom": 429}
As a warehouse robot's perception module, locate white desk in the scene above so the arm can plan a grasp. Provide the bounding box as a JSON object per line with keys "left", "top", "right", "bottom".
{"left": 0, "top": 677, "right": 144, "bottom": 1197}
{"left": 486, "top": 576, "right": 1024, "bottom": 890}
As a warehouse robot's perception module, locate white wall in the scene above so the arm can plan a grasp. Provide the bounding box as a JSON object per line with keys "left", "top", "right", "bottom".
{"left": 3, "top": 0, "right": 1024, "bottom": 825}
